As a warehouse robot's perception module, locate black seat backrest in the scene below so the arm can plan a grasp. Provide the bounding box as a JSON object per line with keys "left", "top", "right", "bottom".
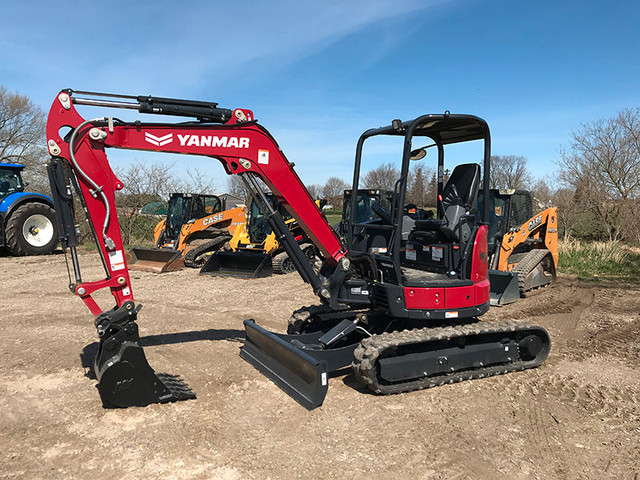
{"left": 440, "top": 163, "right": 481, "bottom": 241}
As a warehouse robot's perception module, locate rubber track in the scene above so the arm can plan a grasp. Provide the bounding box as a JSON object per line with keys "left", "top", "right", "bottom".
{"left": 511, "top": 248, "right": 551, "bottom": 294}
{"left": 353, "top": 320, "right": 550, "bottom": 395}
{"left": 272, "top": 251, "right": 294, "bottom": 274}
{"left": 183, "top": 235, "right": 231, "bottom": 267}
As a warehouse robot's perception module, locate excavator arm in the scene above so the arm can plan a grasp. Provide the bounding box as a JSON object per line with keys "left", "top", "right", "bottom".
{"left": 46, "top": 90, "right": 349, "bottom": 407}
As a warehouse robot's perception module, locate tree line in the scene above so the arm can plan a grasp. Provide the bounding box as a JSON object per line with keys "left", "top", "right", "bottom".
{"left": 2, "top": 86, "right": 639, "bottom": 243}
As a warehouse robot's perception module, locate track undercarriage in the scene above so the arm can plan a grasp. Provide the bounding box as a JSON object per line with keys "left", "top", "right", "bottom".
{"left": 241, "top": 305, "right": 551, "bottom": 409}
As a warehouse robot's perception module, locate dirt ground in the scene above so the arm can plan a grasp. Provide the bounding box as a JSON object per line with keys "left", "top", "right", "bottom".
{"left": 1, "top": 251, "right": 639, "bottom": 480}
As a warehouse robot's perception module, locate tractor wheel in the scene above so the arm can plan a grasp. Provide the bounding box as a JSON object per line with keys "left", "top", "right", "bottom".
{"left": 6, "top": 203, "right": 58, "bottom": 256}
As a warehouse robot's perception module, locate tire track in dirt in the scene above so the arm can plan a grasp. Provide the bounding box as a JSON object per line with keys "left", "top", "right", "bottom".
{"left": 521, "top": 371, "right": 639, "bottom": 430}
{"left": 587, "top": 316, "right": 640, "bottom": 361}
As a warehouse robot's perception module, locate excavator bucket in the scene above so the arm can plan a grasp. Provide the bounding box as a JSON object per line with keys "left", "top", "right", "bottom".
{"left": 199, "top": 251, "right": 273, "bottom": 278}
{"left": 489, "top": 269, "right": 521, "bottom": 306}
{"left": 93, "top": 303, "right": 195, "bottom": 408}
{"left": 126, "top": 247, "right": 184, "bottom": 273}
{"left": 240, "top": 319, "right": 328, "bottom": 410}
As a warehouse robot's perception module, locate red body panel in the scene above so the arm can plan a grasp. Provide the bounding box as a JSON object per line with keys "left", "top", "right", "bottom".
{"left": 403, "top": 225, "right": 490, "bottom": 311}
{"left": 404, "top": 287, "right": 444, "bottom": 309}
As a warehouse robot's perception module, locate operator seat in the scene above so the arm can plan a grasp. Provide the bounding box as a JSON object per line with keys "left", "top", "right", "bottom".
{"left": 0, "top": 180, "right": 10, "bottom": 193}
{"left": 411, "top": 163, "right": 481, "bottom": 242}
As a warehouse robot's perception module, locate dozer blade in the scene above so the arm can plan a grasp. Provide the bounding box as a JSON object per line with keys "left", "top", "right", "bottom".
{"left": 199, "top": 251, "right": 273, "bottom": 278}
{"left": 126, "top": 247, "right": 184, "bottom": 273}
{"left": 240, "top": 319, "right": 328, "bottom": 410}
{"left": 93, "top": 303, "right": 195, "bottom": 408}
{"left": 489, "top": 269, "right": 521, "bottom": 306}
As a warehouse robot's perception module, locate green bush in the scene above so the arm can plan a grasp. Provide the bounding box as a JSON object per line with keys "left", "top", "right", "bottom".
{"left": 558, "top": 239, "right": 640, "bottom": 282}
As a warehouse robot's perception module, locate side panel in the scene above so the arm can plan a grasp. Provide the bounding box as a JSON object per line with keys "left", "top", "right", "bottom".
{"left": 176, "top": 206, "right": 246, "bottom": 251}
{"left": 0, "top": 192, "right": 54, "bottom": 214}
{"left": 496, "top": 207, "right": 558, "bottom": 271}
{"left": 404, "top": 287, "right": 445, "bottom": 309}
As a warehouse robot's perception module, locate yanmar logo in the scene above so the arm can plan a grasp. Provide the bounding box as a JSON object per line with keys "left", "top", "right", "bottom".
{"left": 177, "top": 134, "right": 250, "bottom": 148}
{"left": 145, "top": 132, "right": 173, "bottom": 146}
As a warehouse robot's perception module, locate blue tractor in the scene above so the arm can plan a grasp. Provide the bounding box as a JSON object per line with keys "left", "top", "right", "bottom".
{"left": 0, "top": 162, "right": 58, "bottom": 255}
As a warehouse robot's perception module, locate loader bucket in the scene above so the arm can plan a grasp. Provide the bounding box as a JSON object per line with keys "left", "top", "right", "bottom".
{"left": 126, "top": 247, "right": 184, "bottom": 273}
{"left": 199, "top": 251, "right": 273, "bottom": 278}
{"left": 489, "top": 269, "right": 521, "bottom": 306}
{"left": 240, "top": 319, "right": 328, "bottom": 410}
{"left": 93, "top": 308, "right": 195, "bottom": 408}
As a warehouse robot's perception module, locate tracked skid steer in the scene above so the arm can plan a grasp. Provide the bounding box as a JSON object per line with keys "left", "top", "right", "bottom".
{"left": 45, "top": 89, "right": 550, "bottom": 409}
{"left": 200, "top": 193, "right": 317, "bottom": 278}
{"left": 478, "top": 189, "right": 559, "bottom": 305}
{"left": 127, "top": 192, "right": 245, "bottom": 273}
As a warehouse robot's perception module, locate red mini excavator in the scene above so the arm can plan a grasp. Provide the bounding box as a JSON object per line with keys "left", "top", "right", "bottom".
{"left": 46, "top": 90, "right": 550, "bottom": 409}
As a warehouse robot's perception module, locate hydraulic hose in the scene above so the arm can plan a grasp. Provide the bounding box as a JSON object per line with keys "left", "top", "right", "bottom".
{"left": 68, "top": 117, "right": 116, "bottom": 250}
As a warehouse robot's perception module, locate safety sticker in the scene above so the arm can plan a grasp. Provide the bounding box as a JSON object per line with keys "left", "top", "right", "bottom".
{"left": 122, "top": 287, "right": 131, "bottom": 296}
{"left": 351, "top": 287, "right": 370, "bottom": 295}
{"left": 258, "top": 149, "right": 269, "bottom": 164}
{"left": 445, "top": 311, "right": 459, "bottom": 319}
{"left": 431, "top": 246, "right": 443, "bottom": 261}
{"left": 108, "top": 250, "right": 126, "bottom": 271}
{"left": 406, "top": 244, "right": 416, "bottom": 261}
{"left": 321, "top": 372, "right": 327, "bottom": 386}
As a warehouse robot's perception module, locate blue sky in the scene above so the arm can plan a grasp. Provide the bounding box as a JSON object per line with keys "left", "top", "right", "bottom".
{"left": 1, "top": 0, "right": 639, "bottom": 190}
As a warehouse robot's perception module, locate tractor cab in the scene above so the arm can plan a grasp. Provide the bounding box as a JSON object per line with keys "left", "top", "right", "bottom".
{"left": 162, "top": 193, "right": 224, "bottom": 245}
{"left": 246, "top": 193, "right": 288, "bottom": 244}
{"left": 477, "top": 189, "right": 534, "bottom": 258}
{"left": 339, "top": 189, "right": 392, "bottom": 251}
{"left": 0, "top": 164, "right": 25, "bottom": 199}
{"left": 339, "top": 189, "right": 432, "bottom": 252}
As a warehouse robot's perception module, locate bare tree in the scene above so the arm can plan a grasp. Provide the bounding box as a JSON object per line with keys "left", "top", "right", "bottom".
{"left": 226, "top": 174, "right": 248, "bottom": 199}
{"left": 490, "top": 155, "right": 533, "bottom": 190}
{"left": 531, "top": 177, "right": 556, "bottom": 209}
{"left": 322, "top": 176, "right": 349, "bottom": 209}
{"left": 173, "top": 168, "right": 218, "bottom": 194}
{"left": 305, "top": 183, "right": 323, "bottom": 201}
{"left": 115, "top": 161, "right": 179, "bottom": 244}
{"left": 0, "top": 87, "right": 48, "bottom": 192}
{"left": 406, "top": 164, "right": 435, "bottom": 207}
{"left": 558, "top": 108, "right": 640, "bottom": 241}
{"left": 322, "top": 176, "right": 349, "bottom": 198}
{"left": 362, "top": 162, "right": 399, "bottom": 191}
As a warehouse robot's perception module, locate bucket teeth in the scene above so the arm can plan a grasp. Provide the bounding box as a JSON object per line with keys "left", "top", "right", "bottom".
{"left": 156, "top": 373, "right": 196, "bottom": 402}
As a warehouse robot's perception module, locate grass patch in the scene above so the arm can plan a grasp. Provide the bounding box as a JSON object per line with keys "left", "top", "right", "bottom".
{"left": 558, "top": 239, "right": 640, "bottom": 283}
{"left": 324, "top": 214, "right": 343, "bottom": 226}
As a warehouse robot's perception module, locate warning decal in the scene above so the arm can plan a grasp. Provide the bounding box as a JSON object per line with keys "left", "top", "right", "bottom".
{"left": 258, "top": 149, "right": 269, "bottom": 164}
